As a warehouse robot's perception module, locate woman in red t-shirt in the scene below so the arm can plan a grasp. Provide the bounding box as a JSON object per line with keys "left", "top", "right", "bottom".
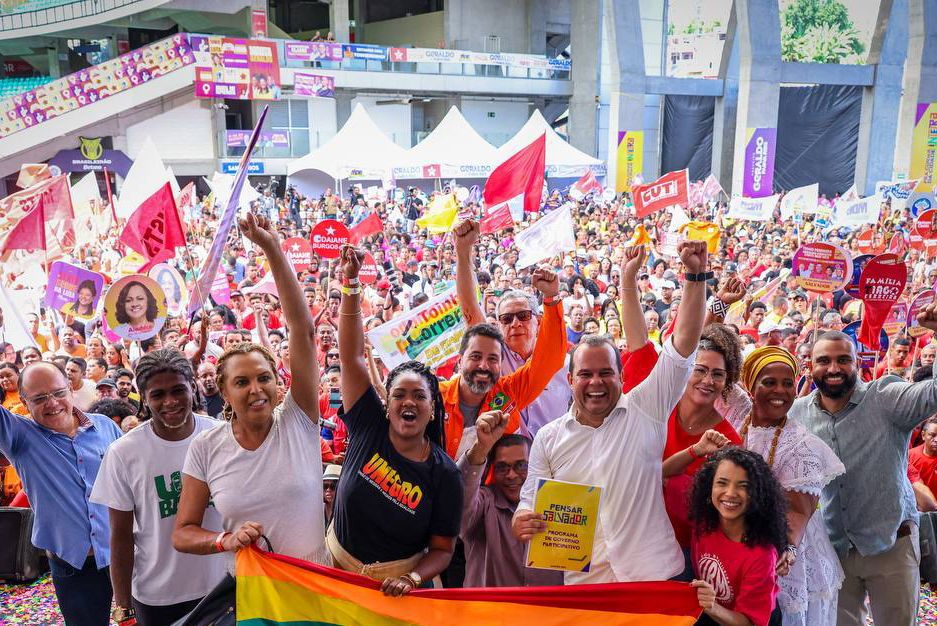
{"left": 689, "top": 447, "right": 787, "bottom": 626}
{"left": 662, "top": 325, "right": 744, "bottom": 551}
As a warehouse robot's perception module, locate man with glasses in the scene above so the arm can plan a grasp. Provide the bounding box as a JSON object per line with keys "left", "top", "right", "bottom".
{"left": 458, "top": 410, "right": 562, "bottom": 587}
{"left": 455, "top": 220, "right": 573, "bottom": 438}
{"left": 0, "top": 361, "right": 122, "bottom": 625}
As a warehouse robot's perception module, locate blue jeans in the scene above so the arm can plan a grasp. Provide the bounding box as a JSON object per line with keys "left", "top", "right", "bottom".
{"left": 49, "top": 555, "right": 112, "bottom": 626}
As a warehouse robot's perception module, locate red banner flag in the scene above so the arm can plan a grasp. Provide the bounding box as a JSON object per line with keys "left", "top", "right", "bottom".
{"left": 119, "top": 183, "right": 186, "bottom": 273}
{"left": 631, "top": 170, "right": 690, "bottom": 219}
{"left": 349, "top": 212, "right": 384, "bottom": 243}
{"left": 479, "top": 201, "right": 515, "bottom": 235}
{"left": 569, "top": 169, "right": 603, "bottom": 200}
{"left": 0, "top": 175, "right": 74, "bottom": 255}
{"left": 858, "top": 253, "right": 908, "bottom": 350}
{"left": 484, "top": 134, "right": 546, "bottom": 215}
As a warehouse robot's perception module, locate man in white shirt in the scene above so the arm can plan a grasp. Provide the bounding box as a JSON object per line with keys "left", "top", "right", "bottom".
{"left": 512, "top": 241, "right": 709, "bottom": 584}
{"left": 65, "top": 357, "right": 97, "bottom": 411}
{"left": 91, "top": 349, "right": 225, "bottom": 626}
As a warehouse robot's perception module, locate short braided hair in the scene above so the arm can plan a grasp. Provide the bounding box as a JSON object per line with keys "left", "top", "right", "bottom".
{"left": 134, "top": 348, "right": 196, "bottom": 418}
{"left": 384, "top": 360, "right": 446, "bottom": 449}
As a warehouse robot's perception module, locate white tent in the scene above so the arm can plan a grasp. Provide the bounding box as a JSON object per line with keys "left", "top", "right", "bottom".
{"left": 394, "top": 106, "right": 500, "bottom": 179}
{"left": 287, "top": 104, "right": 408, "bottom": 195}
{"left": 497, "top": 109, "right": 605, "bottom": 177}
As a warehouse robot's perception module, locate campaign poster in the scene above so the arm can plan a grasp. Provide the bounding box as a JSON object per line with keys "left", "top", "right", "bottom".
{"left": 103, "top": 274, "right": 168, "bottom": 342}
{"left": 791, "top": 242, "right": 852, "bottom": 293}
{"left": 45, "top": 261, "right": 106, "bottom": 321}
{"left": 615, "top": 131, "right": 643, "bottom": 194}
{"left": 148, "top": 263, "right": 188, "bottom": 317}
{"left": 911, "top": 103, "right": 937, "bottom": 192}
{"left": 281, "top": 237, "right": 313, "bottom": 271}
{"left": 909, "top": 290, "right": 937, "bottom": 337}
{"left": 226, "top": 130, "right": 289, "bottom": 149}
{"left": 883, "top": 302, "right": 909, "bottom": 337}
{"left": 742, "top": 127, "right": 777, "bottom": 198}
{"left": 526, "top": 479, "right": 602, "bottom": 572}
{"left": 251, "top": 9, "right": 268, "bottom": 38}
{"left": 192, "top": 36, "right": 281, "bottom": 100}
{"left": 294, "top": 72, "right": 335, "bottom": 98}
{"left": 367, "top": 287, "right": 467, "bottom": 370}
{"left": 284, "top": 41, "right": 343, "bottom": 63}
{"left": 858, "top": 254, "right": 908, "bottom": 350}
{"left": 310, "top": 220, "right": 350, "bottom": 259}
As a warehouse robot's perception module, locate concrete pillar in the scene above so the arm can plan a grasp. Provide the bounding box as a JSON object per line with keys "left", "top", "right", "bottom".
{"left": 46, "top": 45, "right": 62, "bottom": 78}
{"left": 527, "top": 0, "right": 546, "bottom": 54}
{"left": 893, "top": 0, "right": 937, "bottom": 183}
{"left": 335, "top": 91, "right": 353, "bottom": 128}
{"left": 599, "top": 0, "right": 649, "bottom": 191}
{"left": 711, "top": 4, "right": 739, "bottom": 192}
{"left": 568, "top": 0, "right": 603, "bottom": 157}
{"left": 729, "top": 0, "right": 781, "bottom": 198}
{"left": 330, "top": 0, "right": 351, "bottom": 43}
{"left": 855, "top": 0, "right": 906, "bottom": 194}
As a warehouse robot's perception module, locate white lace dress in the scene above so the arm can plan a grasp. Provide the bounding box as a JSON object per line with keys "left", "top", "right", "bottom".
{"left": 728, "top": 401, "right": 846, "bottom": 626}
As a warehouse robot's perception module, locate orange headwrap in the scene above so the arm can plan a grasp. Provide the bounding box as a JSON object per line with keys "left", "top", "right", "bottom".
{"left": 741, "top": 346, "right": 798, "bottom": 392}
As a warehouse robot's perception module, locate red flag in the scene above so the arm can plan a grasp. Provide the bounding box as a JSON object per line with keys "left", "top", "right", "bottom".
{"left": 0, "top": 175, "right": 74, "bottom": 254}
{"left": 119, "top": 183, "right": 186, "bottom": 272}
{"left": 631, "top": 170, "right": 690, "bottom": 219}
{"left": 570, "top": 169, "right": 603, "bottom": 199}
{"left": 348, "top": 212, "right": 384, "bottom": 243}
{"left": 479, "top": 202, "right": 515, "bottom": 235}
{"left": 484, "top": 134, "right": 546, "bottom": 215}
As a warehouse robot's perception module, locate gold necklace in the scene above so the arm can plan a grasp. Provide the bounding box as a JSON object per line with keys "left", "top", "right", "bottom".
{"left": 740, "top": 413, "right": 787, "bottom": 468}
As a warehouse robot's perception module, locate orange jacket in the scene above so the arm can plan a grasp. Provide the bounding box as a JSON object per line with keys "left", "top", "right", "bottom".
{"left": 439, "top": 300, "right": 568, "bottom": 458}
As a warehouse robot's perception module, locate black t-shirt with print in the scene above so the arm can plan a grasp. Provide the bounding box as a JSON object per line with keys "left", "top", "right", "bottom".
{"left": 334, "top": 386, "right": 463, "bottom": 564}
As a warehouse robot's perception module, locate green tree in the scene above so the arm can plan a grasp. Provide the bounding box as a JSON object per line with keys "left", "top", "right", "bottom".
{"left": 781, "top": 0, "right": 866, "bottom": 62}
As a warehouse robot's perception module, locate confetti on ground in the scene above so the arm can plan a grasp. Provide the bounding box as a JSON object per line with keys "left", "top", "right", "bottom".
{"left": 3, "top": 575, "right": 937, "bottom": 625}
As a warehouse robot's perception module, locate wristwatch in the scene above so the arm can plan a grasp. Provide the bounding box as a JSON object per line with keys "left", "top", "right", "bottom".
{"left": 112, "top": 606, "right": 136, "bottom": 623}
{"left": 685, "top": 271, "right": 714, "bottom": 282}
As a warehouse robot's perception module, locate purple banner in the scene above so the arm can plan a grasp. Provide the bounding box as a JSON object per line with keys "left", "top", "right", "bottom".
{"left": 284, "top": 41, "right": 343, "bottom": 62}
{"left": 293, "top": 72, "right": 335, "bottom": 98}
{"left": 48, "top": 147, "right": 133, "bottom": 177}
{"left": 45, "top": 261, "right": 106, "bottom": 321}
{"left": 225, "top": 129, "right": 289, "bottom": 148}
{"left": 742, "top": 127, "right": 776, "bottom": 198}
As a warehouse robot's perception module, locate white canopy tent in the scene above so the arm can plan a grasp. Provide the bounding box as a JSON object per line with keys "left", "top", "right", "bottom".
{"left": 394, "top": 106, "right": 500, "bottom": 179}
{"left": 287, "top": 104, "right": 408, "bottom": 196}
{"left": 497, "top": 109, "right": 605, "bottom": 178}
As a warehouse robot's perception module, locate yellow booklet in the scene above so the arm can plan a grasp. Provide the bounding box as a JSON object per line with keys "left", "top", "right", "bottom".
{"left": 526, "top": 478, "right": 602, "bottom": 572}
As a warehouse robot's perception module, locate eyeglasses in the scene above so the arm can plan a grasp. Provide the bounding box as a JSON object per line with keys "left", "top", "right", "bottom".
{"left": 327, "top": 353, "right": 339, "bottom": 359}
{"left": 691, "top": 366, "right": 728, "bottom": 384}
{"left": 24, "top": 388, "right": 69, "bottom": 405}
{"left": 497, "top": 310, "right": 533, "bottom": 325}
{"left": 493, "top": 461, "right": 529, "bottom": 476}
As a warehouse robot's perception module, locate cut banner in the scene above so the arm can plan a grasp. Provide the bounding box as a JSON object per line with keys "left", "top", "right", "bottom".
{"left": 367, "top": 287, "right": 467, "bottom": 370}
{"left": 236, "top": 546, "right": 701, "bottom": 626}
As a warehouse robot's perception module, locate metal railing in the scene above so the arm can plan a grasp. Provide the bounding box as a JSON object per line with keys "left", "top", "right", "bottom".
{"left": 0, "top": 0, "right": 147, "bottom": 31}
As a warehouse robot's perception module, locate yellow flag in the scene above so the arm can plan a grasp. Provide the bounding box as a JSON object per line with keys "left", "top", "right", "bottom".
{"left": 681, "top": 221, "right": 721, "bottom": 254}
{"left": 627, "top": 224, "right": 652, "bottom": 246}
{"left": 416, "top": 194, "right": 459, "bottom": 233}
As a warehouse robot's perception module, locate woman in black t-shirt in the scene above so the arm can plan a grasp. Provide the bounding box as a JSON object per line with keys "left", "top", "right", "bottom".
{"left": 332, "top": 245, "right": 462, "bottom": 597}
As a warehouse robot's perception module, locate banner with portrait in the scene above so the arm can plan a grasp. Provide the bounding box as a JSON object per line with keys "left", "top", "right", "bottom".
{"left": 192, "top": 36, "right": 281, "bottom": 100}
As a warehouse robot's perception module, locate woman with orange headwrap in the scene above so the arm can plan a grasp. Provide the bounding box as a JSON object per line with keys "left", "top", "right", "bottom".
{"left": 735, "top": 346, "right": 845, "bottom": 626}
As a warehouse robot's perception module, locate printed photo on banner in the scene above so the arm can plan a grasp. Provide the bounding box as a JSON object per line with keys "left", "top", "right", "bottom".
{"left": 191, "top": 35, "right": 281, "bottom": 100}
{"left": 367, "top": 287, "right": 466, "bottom": 370}
{"left": 148, "top": 263, "right": 188, "bottom": 316}
{"left": 44, "top": 261, "right": 105, "bottom": 321}
{"left": 909, "top": 290, "right": 937, "bottom": 337}
{"left": 104, "top": 274, "right": 168, "bottom": 341}
{"left": 293, "top": 72, "right": 335, "bottom": 98}
{"left": 526, "top": 479, "right": 602, "bottom": 572}
{"left": 791, "top": 242, "right": 852, "bottom": 293}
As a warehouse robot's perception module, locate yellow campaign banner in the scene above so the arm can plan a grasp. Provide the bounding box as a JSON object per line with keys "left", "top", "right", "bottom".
{"left": 911, "top": 103, "right": 937, "bottom": 192}
{"left": 526, "top": 479, "right": 602, "bottom": 572}
{"left": 616, "top": 131, "right": 644, "bottom": 193}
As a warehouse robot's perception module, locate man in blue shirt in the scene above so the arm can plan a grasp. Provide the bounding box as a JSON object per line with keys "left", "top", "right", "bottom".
{"left": 0, "top": 361, "right": 121, "bottom": 625}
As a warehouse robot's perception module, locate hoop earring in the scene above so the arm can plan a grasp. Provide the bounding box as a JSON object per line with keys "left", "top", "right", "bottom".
{"left": 222, "top": 403, "right": 235, "bottom": 421}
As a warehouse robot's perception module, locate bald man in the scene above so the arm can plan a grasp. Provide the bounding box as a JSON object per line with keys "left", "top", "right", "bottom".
{"left": 0, "top": 361, "right": 121, "bottom": 625}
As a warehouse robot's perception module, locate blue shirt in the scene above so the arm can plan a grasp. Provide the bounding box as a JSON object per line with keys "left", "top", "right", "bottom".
{"left": 790, "top": 375, "right": 937, "bottom": 557}
{"left": 0, "top": 406, "right": 121, "bottom": 568}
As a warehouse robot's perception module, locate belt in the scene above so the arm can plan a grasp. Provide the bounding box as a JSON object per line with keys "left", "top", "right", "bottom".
{"left": 898, "top": 521, "right": 914, "bottom": 538}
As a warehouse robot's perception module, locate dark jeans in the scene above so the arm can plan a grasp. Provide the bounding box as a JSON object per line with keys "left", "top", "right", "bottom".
{"left": 695, "top": 607, "right": 782, "bottom": 625}
{"left": 49, "top": 555, "right": 112, "bottom": 626}
{"left": 133, "top": 596, "right": 203, "bottom": 626}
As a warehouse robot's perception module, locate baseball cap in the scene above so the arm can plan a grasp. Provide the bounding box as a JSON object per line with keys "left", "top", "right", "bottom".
{"left": 231, "top": 290, "right": 243, "bottom": 298}
{"left": 758, "top": 320, "right": 783, "bottom": 335}
{"left": 661, "top": 280, "right": 677, "bottom": 290}
{"left": 376, "top": 279, "right": 391, "bottom": 289}
{"left": 96, "top": 378, "right": 117, "bottom": 389}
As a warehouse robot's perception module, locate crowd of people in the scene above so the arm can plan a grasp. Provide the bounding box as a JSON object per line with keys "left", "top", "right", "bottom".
{"left": 1, "top": 176, "right": 936, "bottom": 626}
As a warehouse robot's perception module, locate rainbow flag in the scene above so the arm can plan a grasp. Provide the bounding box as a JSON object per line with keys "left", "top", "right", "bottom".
{"left": 236, "top": 547, "right": 701, "bottom": 626}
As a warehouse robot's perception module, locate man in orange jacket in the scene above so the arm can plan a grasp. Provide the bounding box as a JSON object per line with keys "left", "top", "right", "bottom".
{"left": 439, "top": 267, "right": 567, "bottom": 458}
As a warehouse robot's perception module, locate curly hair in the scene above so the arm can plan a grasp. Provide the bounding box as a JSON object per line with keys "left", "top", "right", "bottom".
{"left": 698, "top": 324, "right": 743, "bottom": 399}
{"left": 384, "top": 360, "right": 446, "bottom": 449}
{"left": 215, "top": 342, "right": 278, "bottom": 421}
{"left": 689, "top": 447, "right": 789, "bottom": 554}
{"left": 115, "top": 281, "right": 159, "bottom": 325}
{"left": 134, "top": 348, "right": 196, "bottom": 418}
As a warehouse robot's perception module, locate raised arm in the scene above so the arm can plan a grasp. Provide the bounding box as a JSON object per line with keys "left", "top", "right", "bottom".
{"left": 454, "top": 220, "right": 484, "bottom": 326}
{"left": 672, "top": 241, "right": 709, "bottom": 358}
{"left": 620, "top": 245, "right": 649, "bottom": 351}
{"left": 239, "top": 214, "right": 319, "bottom": 420}
{"left": 251, "top": 301, "right": 273, "bottom": 353}
{"left": 706, "top": 277, "right": 747, "bottom": 326}
{"left": 337, "top": 245, "right": 371, "bottom": 410}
